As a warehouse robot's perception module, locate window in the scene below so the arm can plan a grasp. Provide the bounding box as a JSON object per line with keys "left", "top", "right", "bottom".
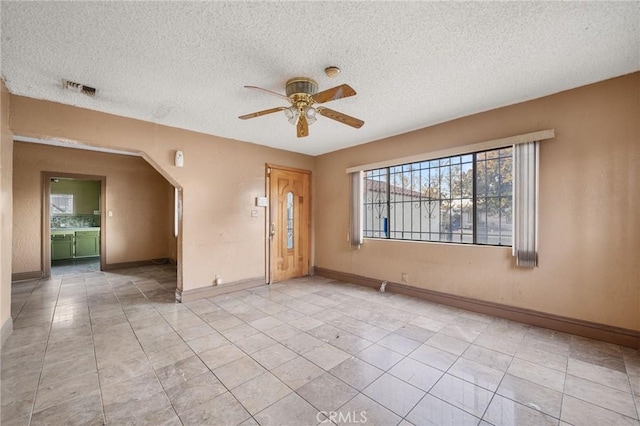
{"left": 363, "top": 147, "right": 513, "bottom": 246}
{"left": 50, "top": 194, "right": 74, "bottom": 215}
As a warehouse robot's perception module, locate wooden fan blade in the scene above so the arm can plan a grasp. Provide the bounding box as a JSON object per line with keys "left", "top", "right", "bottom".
{"left": 311, "top": 84, "right": 356, "bottom": 104}
{"left": 297, "top": 114, "right": 309, "bottom": 138}
{"left": 317, "top": 107, "right": 364, "bottom": 129}
{"left": 239, "top": 107, "right": 286, "bottom": 120}
{"left": 244, "top": 86, "right": 290, "bottom": 102}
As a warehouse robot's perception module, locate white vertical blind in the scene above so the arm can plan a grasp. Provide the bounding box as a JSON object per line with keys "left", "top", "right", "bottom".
{"left": 513, "top": 141, "right": 539, "bottom": 267}
{"left": 349, "top": 171, "right": 363, "bottom": 248}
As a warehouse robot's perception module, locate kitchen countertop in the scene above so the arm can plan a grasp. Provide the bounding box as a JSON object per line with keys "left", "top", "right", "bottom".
{"left": 51, "top": 227, "right": 101, "bottom": 232}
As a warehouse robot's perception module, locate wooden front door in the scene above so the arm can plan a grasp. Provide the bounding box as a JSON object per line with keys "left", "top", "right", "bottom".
{"left": 268, "top": 165, "right": 310, "bottom": 282}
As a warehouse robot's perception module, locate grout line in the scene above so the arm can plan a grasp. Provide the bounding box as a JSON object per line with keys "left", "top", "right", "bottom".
{"left": 107, "top": 266, "right": 184, "bottom": 425}
{"left": 25, "top": 273, "right": 65, "bottom": 425}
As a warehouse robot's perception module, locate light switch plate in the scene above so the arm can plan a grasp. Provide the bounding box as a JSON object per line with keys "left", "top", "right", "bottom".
{"left": 251, "top": 210, "right": 258, "bottom": 217}
{"left": 256, "top": 197, "right": 268, "bottom": 207}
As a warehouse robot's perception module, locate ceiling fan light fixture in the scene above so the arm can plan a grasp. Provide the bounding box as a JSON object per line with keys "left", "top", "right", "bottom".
{"left": 284, "top": 106, "right": 299, "bottom": 125}
{"left": 304, "top": 106, "right": 317, "bottom": 125}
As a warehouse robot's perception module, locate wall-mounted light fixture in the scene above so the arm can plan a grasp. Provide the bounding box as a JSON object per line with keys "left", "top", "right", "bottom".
{"left": 175, "top": 150, "right": 184, "bottom": 167}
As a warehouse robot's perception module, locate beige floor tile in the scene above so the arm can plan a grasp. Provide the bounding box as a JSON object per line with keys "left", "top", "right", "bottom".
{"left": 165, "top": 372, "right": 227, "bottom": 415}
{"left": 410, "top": 315, "right": 447, "bottom": 332}
{"left": 30, "top": 391, "right": 104, "bottom": 426}
{"left": 282, "top": 332, "right": 325, "bottom": 355}
{"left": 198, "top": 342, "right": 245, "bottom": 370}
{"left": 175, "top": 323, "right": 215, "bottom": 341}
{"left": 249, "top": 315, "right": 285, "bottom": 331}
{"left": 408, "top": 343, "right": 458, "bottom": 372}
{"left": 303, "top": 343, "right": 352, "bottom": 370}
{"left": 406, "top": 394, "right": 480, "bottom": 426}
{"left": 235, "top": 332, "right": 276, "bottom": 354}
{"left": 439, "top": 324, "right": 483, "bottom": 343}
{"left": 363, "top": 373, "right": 425, "bottom": 417}
{"left": 104, "top": 390, "right": 175, "bottom": 425}
{"left": 448, "top": 357, "right": 505, "bottom": 392}
{"left": 565, "top": 374, "right": 637, "bottom": 418}
{"left": 507, "top": 357, "right": 566, "bottom": 392}
{"left": 0, "top": 390, "right": 36, "bottom": 423}
{"left": 356, "top": 344, "right": 403, "bottom": 371}
{"left": 97, "top": 352, "right": 155, "bottom": 388}
{"left": 377, "top": 333, "right": 421, "bottom": 356}
{"left": 298, "top": 372, "right": 359, "bottom": 412}
{"left": 426, "top": 333, "right": 471, "bottom": 356}
{"left": 462, "top": 344, "right": 512, "bottom": 372}
{"left": 231, "top": 372, "right": 292, "bottom": 414}
{"left": 255, "top": 392, "right": 321, "bottom": 426}
{"left": 475, "top": 332, "right": 522, "bottom": 356}
{"left": 251, "top": 343, "right": 298, "bottom": 370}
{"left": 180, "top": 391, "right": 250, "bottom": 425}
{"left": 101, "top": 370, "right": 163, "bottom": 407}
{"left": 330, "top": 357, "right": 384, "bottom": 391}
{"left": 156, "top": 355, "right": 209, "bottom": 390}
{"left": 145, "top": 341, "right": 195, "bottom": 370}
{"left": 569, "top": 335, "right": 626, "bottom": 372}
{"left": 516, "top": 344, "right": 568, "bottom": 372}
{"left": 34, "top": 370, "right": 100, "bottom": 412}
{"left": 271, "top": 356, "right": 324, "bottom": 389}
{"left": 290, "top": 316, "right": 325, "bottom": 331}
{"left": 39, "top": 353, "right": 98, "bottom": 386}
{"left": 560, "top": 394, "right": 639, "bottom": 426}
{"left": 185, "top": 331, "right": 229, "bottom": 354}
{"left": 567, "top": 357, "right": 631, "bottom": 392}
{"left": 497, "top": 374, "right": 563, "bottom": 418}
{"left": 429, "top": 374, "right": 493, "bottom": 418}
{"left": 220, "top": 323, "right": 261, "bottom": 342}
{"left": 213, "top": 355, "right": 266, "bottom": 389}
{"left": 7, "top": 264, "right": 640, "bottom": 425}
{"left": 337, "top": 393, "right": 401, "bottom": 426}
{"left": 391, "top": 324, "right": 435, "bottom": 343}
{"left": 133, "top": 322, "right": 175, "bottom": 340}
{"left": 208, "top": 315, "right": 244, "bottom": 331}
{"left": 263, "top": 323, "right": 302, "bottom": 341}
{"left": 483, "top": 394, "right": 559, "bottom": 426}
{"left": 1, "top": 370, "right": 41, "bottom": 400}
{"left": 388, "top": 357, "right": 443, "bottom": 392}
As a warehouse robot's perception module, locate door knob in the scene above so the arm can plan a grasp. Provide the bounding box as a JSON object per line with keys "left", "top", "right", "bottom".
{"left": 270, "top": 223, "right": 276, "bottom": 236}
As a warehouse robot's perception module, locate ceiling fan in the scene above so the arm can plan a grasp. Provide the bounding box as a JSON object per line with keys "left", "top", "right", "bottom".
{"left": 239, "top": 77, "right": 364, "bottom": 138}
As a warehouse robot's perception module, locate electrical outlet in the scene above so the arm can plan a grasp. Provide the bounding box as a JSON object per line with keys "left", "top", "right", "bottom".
{"left": 250, "top": 209, "right": 258, "bottom": 217}
{"left": 401, "top": 273, "right": 408, "bottom": 283}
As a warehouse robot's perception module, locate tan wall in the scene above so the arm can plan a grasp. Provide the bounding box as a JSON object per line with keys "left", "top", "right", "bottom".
{"left": 315, "top": 73, "right": 640, "bottom": 331}
{"left": 1, "top": 80, "right": 13, "bottom": 336}
{"left": 9, "top": 96, "right": 315, "bottom": 291}
{"left": 13, "top": 143, "right": 174, "bottom": 271}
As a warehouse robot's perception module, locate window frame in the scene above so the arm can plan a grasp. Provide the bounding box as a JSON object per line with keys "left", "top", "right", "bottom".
{"left": 362, "top": 146, "right": 513, "bottom": 247}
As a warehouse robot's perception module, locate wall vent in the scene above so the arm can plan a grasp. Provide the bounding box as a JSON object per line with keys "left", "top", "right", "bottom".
{"left": 62, "top": 79, "right": 96, "bottom": 97}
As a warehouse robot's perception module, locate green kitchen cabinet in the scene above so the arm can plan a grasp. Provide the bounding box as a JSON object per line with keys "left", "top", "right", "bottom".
{"left": 51, "top": 234, "right": 74, "bottom": 260}
{"left": 75, "top": 231, "right": 100, "bottom": 257}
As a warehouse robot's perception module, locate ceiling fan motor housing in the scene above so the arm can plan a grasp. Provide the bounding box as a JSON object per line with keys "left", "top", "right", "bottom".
{"left": 285, "top": 78, "right": 318, "bottom": 97}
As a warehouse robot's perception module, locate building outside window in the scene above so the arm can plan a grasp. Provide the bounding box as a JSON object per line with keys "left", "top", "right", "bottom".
{"left": 363, "top": 147, "right": 512, "bottom": 246}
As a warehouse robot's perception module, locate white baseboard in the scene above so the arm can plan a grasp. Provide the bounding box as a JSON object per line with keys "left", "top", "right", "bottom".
{"left": 1, "top": 316, "right": 13, "bottom": 348}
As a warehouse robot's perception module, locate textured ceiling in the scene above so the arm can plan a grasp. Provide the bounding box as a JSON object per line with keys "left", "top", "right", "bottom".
{"left": 1, "top": 2, "right": 638, "bottom": 156}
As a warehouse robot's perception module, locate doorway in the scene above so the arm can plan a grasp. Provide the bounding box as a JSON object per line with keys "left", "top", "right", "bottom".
{"left": 267, "top": 165, "right": 311, "bottom": 283}
{"left": 43, "top": 172, "right": 106, "bottom": 278}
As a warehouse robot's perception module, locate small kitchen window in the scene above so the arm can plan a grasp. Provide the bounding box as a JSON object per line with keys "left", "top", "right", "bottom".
{"left": 51, "top": 194, "right": 74, "bottom": 215}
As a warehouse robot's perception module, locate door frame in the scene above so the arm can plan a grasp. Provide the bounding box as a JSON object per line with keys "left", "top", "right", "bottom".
{"left": 42, "top": 171, "right": 107, "bottom": 278}
{"left": 266, "top": 164, "right": 311, "bottom": 284}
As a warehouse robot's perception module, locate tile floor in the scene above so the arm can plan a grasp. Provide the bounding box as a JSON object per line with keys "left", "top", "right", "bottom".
{"left": 2, "top": 263, "right": 639, "bottom": 425}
